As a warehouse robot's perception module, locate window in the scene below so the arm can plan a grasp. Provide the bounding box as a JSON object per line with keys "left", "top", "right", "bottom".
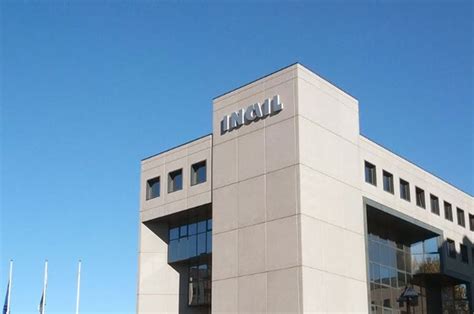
{"left": 457, "top": 208, "right": 465, "bottom": 227}
{"left": 188, "top": 261, "right": 211, "bottom": 306}
{"left": 382, "top": 170, "right": 394, "bottom": 194}
{"left": 447, "top": 239, "right": 456, "bottom": 259}
{"left": 415, "top": 187, "right": 425, "bottom": 208}
{"left": 365, "top": 161, "right": 377, "bottom": 186}
{"left": 444, "top": 202, "right": 453, "bottom": 221}
{"left": 469, "top": 214, "right": 474, "bottom": 232}
{"left": 430, "top": 194, "right": 440, "bottom": 215}
{"left": 168, "top": 169, "right": 183, "bottom": 193}
{"left": 168, "top": 217, "right": 212, "bottom": 263}
{"left": 460, "top": 244, "right": 468, "bottom": 264}
{"left": 146, "top": 177, "right": 160, "bottom": 200}
{"left": 400, "top": 179, "right": 410, "bottom": 201}
{"left": 191, "top": 160, "right": 206, "bottom": 186}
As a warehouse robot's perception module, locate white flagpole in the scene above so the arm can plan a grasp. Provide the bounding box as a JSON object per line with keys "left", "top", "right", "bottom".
{"left": 7, "top": 260, "right": 13, "bottom": 314}
{"left": 42, "top": 260, "right": 48, "bottom": 314}
{"left": 75, "top": 260, "right": 81, "bottom": 314}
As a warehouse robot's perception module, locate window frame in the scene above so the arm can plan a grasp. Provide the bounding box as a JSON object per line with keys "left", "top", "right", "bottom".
{"left": 469, "top": 214, "right": 474, "bottom": 232}
{"left": 457, "top": 207, "right": 465, "bottom": 227}
{"left": 447, "top": 239, "right": 456, "bottom": 259}
{"left": 430, "top": 194, "right": 440, "bottom": 215}
{"left": 400, "top": 179, "right": 411, "bottom": 202}
{"left": 415, "top": 187, "right": 426, "bottom": 209}
{"left": 444, "top": 201, "right": 453, "bottom": 222}
{"left": 191, "top": 160, "right": 207, "bottom": 186}
{"left": 168, "top": 168, "right": 183, "bottom": 193}
{"left": 364, "top": 161, "right": 377, "bottom": 186}
{"left": 382, "top": 170, "right": 394, "bottom": 194}
{"left": 146, "top": 176, "right": 161, "bottom": 200}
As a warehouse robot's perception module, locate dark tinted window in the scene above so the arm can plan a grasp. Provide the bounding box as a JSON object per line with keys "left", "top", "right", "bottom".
{"left": 146, "top": 177, "right": 160, "bottom": 200}
{"left": 382, "top": 171, "right": 394, "bottom": 194}
{"left": 469, "top": 214, "right": 474, "bottom": 231}
{"left": 365, "top": 161, "right": 377, "bottom": 186}
{"left": 191, "top": 160, "right": 207, "bottom": 186}
{"left": 415, "top": 187, "right": 425, "bottom": 208}
{"left": 444, "top": 202, "right": 453, "bottom": 221}
{"left": 400, "top": 179, "right": 410, "bottom": 201}
{"left": 460, "top": 244, "right": 468, "bottom": 263}
{"left": 168, "top": 217, "right": 212, "bottom": 263}
{"left": 457, "top": 208, "right": 465, "bottom": 227}
{"left": 430, "top": 194, "right": 440, "bottom": 215}
{"left": 168, "top": 169, "right": 183, "bottom": 193}
{"left": 447, "top": 239, "right": 456, "bottom": 259}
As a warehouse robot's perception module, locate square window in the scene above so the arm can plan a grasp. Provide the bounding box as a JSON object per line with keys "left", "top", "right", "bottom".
{"left": 457, "top": 208, "right": 465, "bottom": 227}
{"left": 447, "top": 239, "right": 456, "bottom": 259}
{"left": 382, "top": 171, "right": 394, "bottom": 194}
{"left": 444, "top": 202, "right": 453, "bottom": 221}
{"left": 146, "top": 177, "right": 160, "bottom": 200}
{"left": 415, "top": 187, "right": 425, "bottom": 208}
{"left": 430, "top": 194, "right": 440, "bottom": 215}
{"left": 469, "top": 214, "right": 474, "bottom": 232}
{"left": 191, "top": 160, "right": 206, "bottom": 186}
{"left": 365, "top": 161, "right": 377, "bottom": 186}
{"left": 168, "top": 169, "right": 183, "bottom": 193}
{"left": 460, "top": 244, "right": 468, "bottom": 264}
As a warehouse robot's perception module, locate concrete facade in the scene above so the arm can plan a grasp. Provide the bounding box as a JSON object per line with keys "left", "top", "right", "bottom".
{"left": 137, "top": 63, "right": 473, "bottom": 313}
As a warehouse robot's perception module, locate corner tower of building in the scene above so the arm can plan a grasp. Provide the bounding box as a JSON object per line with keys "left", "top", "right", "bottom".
{"left": 211, "top": 63, "right": 368, "bottom": 312}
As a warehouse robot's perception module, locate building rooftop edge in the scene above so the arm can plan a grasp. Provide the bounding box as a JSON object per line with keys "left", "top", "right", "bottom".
{"left": 212, "top": 62, "right": 357, "bottom": 102}
{"left": 360, "top": 134, "right": 473, "bottom": 198}
{"left": 141, "top": 133, "right": 212, "bottom": 162}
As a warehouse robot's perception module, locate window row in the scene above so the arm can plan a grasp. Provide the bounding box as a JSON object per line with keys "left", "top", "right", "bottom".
{"left": 364, "top": 161, "right": 473, "bottom": 231}
{"left": 446, "top": 239, "right": 473, "bottom": 265}
{"left": 146, "top": 160, "right": 207, "bottom": 200}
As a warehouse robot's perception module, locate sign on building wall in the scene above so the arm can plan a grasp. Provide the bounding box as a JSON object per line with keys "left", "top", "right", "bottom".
{"left": 220, "top": 95, "right": 283, "bottom": 134}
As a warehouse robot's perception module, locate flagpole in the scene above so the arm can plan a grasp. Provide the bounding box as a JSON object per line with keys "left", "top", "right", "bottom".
{"left": 7, "top": 260, "right": 13, "bottom": 314}
{"left": 75, "top": 260, "right": 81, "bottom": 314}
{"left": 42, "top": 260, "right": 48, "bottom": 314}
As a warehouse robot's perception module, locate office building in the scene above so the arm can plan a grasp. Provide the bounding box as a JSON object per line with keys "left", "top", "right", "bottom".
{"left": 137, "top": 63, "right": 473, "bottom": 313}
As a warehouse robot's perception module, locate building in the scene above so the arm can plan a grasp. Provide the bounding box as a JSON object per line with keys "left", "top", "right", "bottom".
{"left": 136, "top": 63, "right": 473, "bottom": 313}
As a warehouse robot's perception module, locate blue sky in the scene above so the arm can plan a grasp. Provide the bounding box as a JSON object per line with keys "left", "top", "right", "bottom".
{"left": 1, "top": 1, "right": 472, "bottom": 313}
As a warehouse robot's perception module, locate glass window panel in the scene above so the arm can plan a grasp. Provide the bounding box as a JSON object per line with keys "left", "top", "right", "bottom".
{"left": 423, "top": 237, "right": 438, "bottom": 253}
{"left": 197, "top": 233, "right": 206, "bottom": 255}
{"left": 411, "top": 242, "right": 423, "bottom": 255}
{"left": 389, "top": 268, "right": 397, "bottom": 288}
{"left": 397, "top": 271, "right": 406, "bottom": 288}
{"left": 188, "top": 222, "right": 197, "bottom": 235}
{"left": 180, "top": 225, "right": 188, "bottom": 238}
{"left": 381, "top": 245, "right": 392, "bottom": 266}
{"left": 178, "top": 237, "right": 188, "bottom": 261}
{"left": 206, "top": 230, "right": 212, "bottom": 253}
{"left": 169, "top": 227, "right": 179, "bottom": 240}
{"left": 380, "top": 266, "right": 390, "bottom": 286}
{"left": 146, "top": 177, "right": 160, "bottom": 200}
{"left": 371, "top": 283, "right": 382, "bottom": 306}
{"left": 187, "top": 235, "right": 197, "bottom": 258}
{"left": 191, "top": 161, "right": 206, "bottom": 186}
{"left": 372, "top": 263, "right": 381, "bottom": 283}
{"left": 369, "top": 240, "right": 381, "bottom": 263}
{"left": 197, "top": 220, "right": 207, "bottom": 233}
{"left": 405, "top": 253, "right": 412, "bottom": 273}
{"left": 396, "top": 250, "right": 405, "bottom": 271}
{"left": 168, "top": 239, "right": 179, "bottom": 262}
{"left": 168, "top": 169, "right": 183, "bottom": 193}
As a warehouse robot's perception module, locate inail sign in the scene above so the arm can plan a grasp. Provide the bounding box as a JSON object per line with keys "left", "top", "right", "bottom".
{"left": 220, "top": 95, "right": 283, "bottom": 134}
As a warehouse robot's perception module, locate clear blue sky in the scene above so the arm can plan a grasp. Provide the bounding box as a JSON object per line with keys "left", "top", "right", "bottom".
{"left": 1, "top": 1, "right": 472, "bottom": 313}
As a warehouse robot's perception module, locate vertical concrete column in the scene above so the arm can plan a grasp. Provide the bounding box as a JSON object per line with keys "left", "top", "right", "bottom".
{"left": 212, "top": 65, "right": 301, "bottom": 313}
{"left": 296, "top": 65, "right": 369, "bottom": 313}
